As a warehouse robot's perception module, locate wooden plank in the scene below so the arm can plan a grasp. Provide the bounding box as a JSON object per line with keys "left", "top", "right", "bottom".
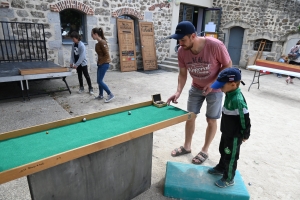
{"left": 117, "top": 18, "right": 137, "bottom": 72}
{"left": 0, "top": 111, "right": 195, "bottom": 184}
{"left": 19, "top": 67, "right": 69, "bottom": 75}
{"left": 256, "top": 59, "right": 300, "bottom": 73}
{"left": 139, "top": 22, "right": 157, "bottom": 71}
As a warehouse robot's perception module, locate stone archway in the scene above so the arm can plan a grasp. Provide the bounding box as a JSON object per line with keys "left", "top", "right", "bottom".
{"left": 50, "top": 0, "right": 94, "bottom": 15}
{"left": 222, "top": 20, "right": 250, "bottom": 47}
{"left": 112, "top": 8, "right": 144, "bottom": 20}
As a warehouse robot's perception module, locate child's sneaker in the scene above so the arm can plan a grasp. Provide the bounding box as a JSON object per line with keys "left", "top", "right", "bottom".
{"left": 89, "top": 88, "right": 94, "bottom": 95}
{"left": 215, "top": 178, "right": 235, "bottom": 188}
{"left": 105, "top": 93, "right": 115, "bottom": 103}
{"left": 208, "top": 167, "right": 224, "bottom": 175}
{"left": 94, "top": 95, "right": 104, "bottom": 100}
{"left": 78, "top": 87, "right": 84, "bottom": 94}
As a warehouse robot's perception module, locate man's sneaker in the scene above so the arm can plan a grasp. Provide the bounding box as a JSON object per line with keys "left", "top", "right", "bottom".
{"left": 94, "top": 95, "right": 104, "bottom": 100}
{"left": 208, "top": 167, "right": 224, "bottom": 175}
{"left": 215, "top": 178, "right": 235, "bottom": 188}
{"left": 104, "top": 93, "right": 115, "bottom": 103}
{"left": 78, "top": 87, "right": 84, "bottom": 94}
{"left": 89, "top": 88, "right": 94, "bottom": 95}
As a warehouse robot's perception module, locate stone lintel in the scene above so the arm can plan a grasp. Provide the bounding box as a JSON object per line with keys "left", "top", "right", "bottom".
{"left": 111, "top": 7, "right": 144, "bottom": 20}
{"left": 50, "top": 0, "right": 94, "bottom": 15}
{"left": 0, "top": 1, "right": 9, "bottom": 8}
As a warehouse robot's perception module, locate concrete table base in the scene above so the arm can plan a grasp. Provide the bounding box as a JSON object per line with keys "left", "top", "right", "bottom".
{"left": 27, "top": 133, "right": 153, "bottom": 200}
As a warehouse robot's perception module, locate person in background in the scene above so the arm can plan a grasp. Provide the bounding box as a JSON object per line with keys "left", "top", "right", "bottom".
{"left": 276, "top": 54, "right": 287, "bottom": 78}
{"left": 286, "top": 40, "right": 300, "bottom": 84}
{"left": 70, "top": 31, "right": 94, "bottom": 95}
{"left": 91, "top": 27, "right": 115, "bottom": 103}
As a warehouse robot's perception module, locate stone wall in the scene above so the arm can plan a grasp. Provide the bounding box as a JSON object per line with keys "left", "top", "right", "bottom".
{"left": 0, "top": 0, "right": 173, "bottom": 71}
{"left": 213, "top": 0, "right": 300, "bottom": 67}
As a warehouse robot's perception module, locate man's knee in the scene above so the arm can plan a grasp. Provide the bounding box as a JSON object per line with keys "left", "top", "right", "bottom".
{"left": 187, "top": 116, "right": 196, "bottom": 123}
{"left": 206, "top": 118, "right": 217, "bottom": 126}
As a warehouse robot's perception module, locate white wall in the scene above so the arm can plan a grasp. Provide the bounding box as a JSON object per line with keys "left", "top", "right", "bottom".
{"left": 284, "top": 36, "right": 300, "bottom": 56}
{"left": 169, "top": 0, "right": 212, "bottom": 55}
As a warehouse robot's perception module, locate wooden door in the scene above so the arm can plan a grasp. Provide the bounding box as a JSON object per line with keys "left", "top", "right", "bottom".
{"left": 228, "top": 27, "right": 244, "bottom": 65}
{"left": 139, "top": 22, "right": 157, "bottom": 70}
{"left": 117, "top": 18, "right": 137, "bottom": 72}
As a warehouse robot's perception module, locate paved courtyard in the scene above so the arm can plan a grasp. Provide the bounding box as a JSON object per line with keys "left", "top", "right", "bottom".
{"left": 1, "top": 68, "right": 300, "bottom": 200}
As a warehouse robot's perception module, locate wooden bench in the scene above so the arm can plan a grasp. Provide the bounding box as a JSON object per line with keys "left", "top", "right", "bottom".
{"left": 247, "top": 59, "right": 300, "bottom": 91}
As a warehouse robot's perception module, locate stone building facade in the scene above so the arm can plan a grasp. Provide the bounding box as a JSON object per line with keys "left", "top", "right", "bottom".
{"left": 0, "top": 0, "right": 174, "bottom": 72}
{"left": 212, "top": 0, "right": 300, "bottom": 67}
{"left": 1, "top": 0, "right": 300, "bottom": 70}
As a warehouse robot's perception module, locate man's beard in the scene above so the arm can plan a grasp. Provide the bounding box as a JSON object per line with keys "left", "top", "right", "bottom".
{"left": 182, "top": 43, "right": 193, "bottom": 50}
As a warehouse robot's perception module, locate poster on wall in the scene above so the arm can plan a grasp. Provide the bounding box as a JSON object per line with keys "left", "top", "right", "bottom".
{"left": 139, "top": 22, "right": 157, "bottom": 71}
{"left": 204, "top": 32, "right": 218, "bottom": 39}
{"left": 117, "top": 18, "right": 137, "bottom": 72}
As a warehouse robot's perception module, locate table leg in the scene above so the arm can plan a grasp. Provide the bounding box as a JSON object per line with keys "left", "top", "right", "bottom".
{"left": 19, "top": 80, "right": 26, "bottom": 102}
{"left": 248, "top": 70, "right": 261, "bottom": 91}
{"left": 62, "top": 77, "right": 71, "bottom": 94}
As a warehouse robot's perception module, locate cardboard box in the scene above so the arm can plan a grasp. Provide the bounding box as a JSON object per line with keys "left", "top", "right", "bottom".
{"left": 152, "top": 94, "right": 167, "bottom": 108}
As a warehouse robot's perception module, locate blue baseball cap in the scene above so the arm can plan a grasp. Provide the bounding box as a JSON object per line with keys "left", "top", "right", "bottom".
{"left": 211, "top": 68, "right": 241, "bottom": 89}
{"left": 170, "top": 21, "right": 196, "bottom": 40}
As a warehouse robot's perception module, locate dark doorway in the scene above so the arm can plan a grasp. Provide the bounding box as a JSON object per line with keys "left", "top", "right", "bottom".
{"left": 228, "top": 27, "right": 244, "bottom": 66}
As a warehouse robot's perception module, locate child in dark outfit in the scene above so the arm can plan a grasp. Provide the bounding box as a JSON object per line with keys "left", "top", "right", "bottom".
{"left": 208, "top": 68, "right": 251, "bottom": 188}
{"left": 70, "top": 31, "right": 94, "bottom": 95}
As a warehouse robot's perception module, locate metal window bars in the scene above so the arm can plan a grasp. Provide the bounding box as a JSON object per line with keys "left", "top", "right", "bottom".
{"left": 0, "top": 21, "right": 47, "bottom": 63}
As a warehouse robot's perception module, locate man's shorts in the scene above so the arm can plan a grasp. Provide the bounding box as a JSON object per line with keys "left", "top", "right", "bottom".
{"left": 187, "top": 86, "right": 223, "bottom": 119}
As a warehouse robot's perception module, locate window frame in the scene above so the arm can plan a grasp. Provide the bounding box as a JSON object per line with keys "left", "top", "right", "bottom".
{"left": 253, "top": 39, "right": 273, "bottom": 52}
{"left": 59, "top": 9, "right": 87, "bottom": 45}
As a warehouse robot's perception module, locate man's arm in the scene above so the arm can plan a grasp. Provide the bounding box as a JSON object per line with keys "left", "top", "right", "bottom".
{"left": 177, "top": 67, "right": 188, "bottom": 94}
{"left": 203, "top": 60, "right": 232, "bottom": 95}
{"left": 167, "top": 67, "right": 187, "bottom": 104}
{"left": 220, "top": 60, "right": 232, "bottom": 73}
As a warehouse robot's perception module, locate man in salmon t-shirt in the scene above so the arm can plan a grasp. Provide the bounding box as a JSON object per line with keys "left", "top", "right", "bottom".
{"left": 167, "top": 21, "right": 232, "bottom": 165}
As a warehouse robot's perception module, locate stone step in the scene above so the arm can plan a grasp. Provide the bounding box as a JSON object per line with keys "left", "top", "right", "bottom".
{"left": 161, "top": 60, "right": 178, "bottom": 67}
{"left": 165, "top": 57, "right": 178, "bottom": 62}
{"left": 171, "top": 54, "right": 178, "bottom": 58}
{"left": 158, "top": 64, "right": 179, "bottom": 72}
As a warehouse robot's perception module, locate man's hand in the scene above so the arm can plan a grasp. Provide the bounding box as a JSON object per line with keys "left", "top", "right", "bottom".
{"left": 166, "top": 92, "right": 180, "bottom": 105}
{"left": 202, "top": 86, "right": 213, "bottom": 96}
{"left": 70, "top": 63, "right": 73, "bottom": 68}
{"left": 72, "top": 64, "right": 78, "bottom": 69}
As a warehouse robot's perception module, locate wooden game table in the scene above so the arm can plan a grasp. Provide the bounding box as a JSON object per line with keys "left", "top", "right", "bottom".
{"left": 247, "top": 59, "right": 300, "bottom": 91}
{"left": 0, "top": 61, "right": 72, "bottom": 100}
{"left": 0, "top": 101, "right": 194, "bottom": 200}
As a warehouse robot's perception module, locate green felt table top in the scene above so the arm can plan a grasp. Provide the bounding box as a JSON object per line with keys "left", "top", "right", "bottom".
{"left": 0, "top": 105, "right": 188, "bottom": 172}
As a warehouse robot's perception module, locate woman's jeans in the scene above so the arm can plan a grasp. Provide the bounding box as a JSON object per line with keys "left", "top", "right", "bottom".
{"left": 97, "top": 63, "right": 111, "bottom": 96}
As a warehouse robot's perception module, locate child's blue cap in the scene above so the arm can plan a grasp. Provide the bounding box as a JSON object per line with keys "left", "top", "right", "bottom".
{"left": 211, "top": 68, "right": 241, "bottom": 89}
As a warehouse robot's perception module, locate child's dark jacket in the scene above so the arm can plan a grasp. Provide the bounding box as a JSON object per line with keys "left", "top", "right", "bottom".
{"left": 221, "top": 88, "right": 251, "bottom": 139}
